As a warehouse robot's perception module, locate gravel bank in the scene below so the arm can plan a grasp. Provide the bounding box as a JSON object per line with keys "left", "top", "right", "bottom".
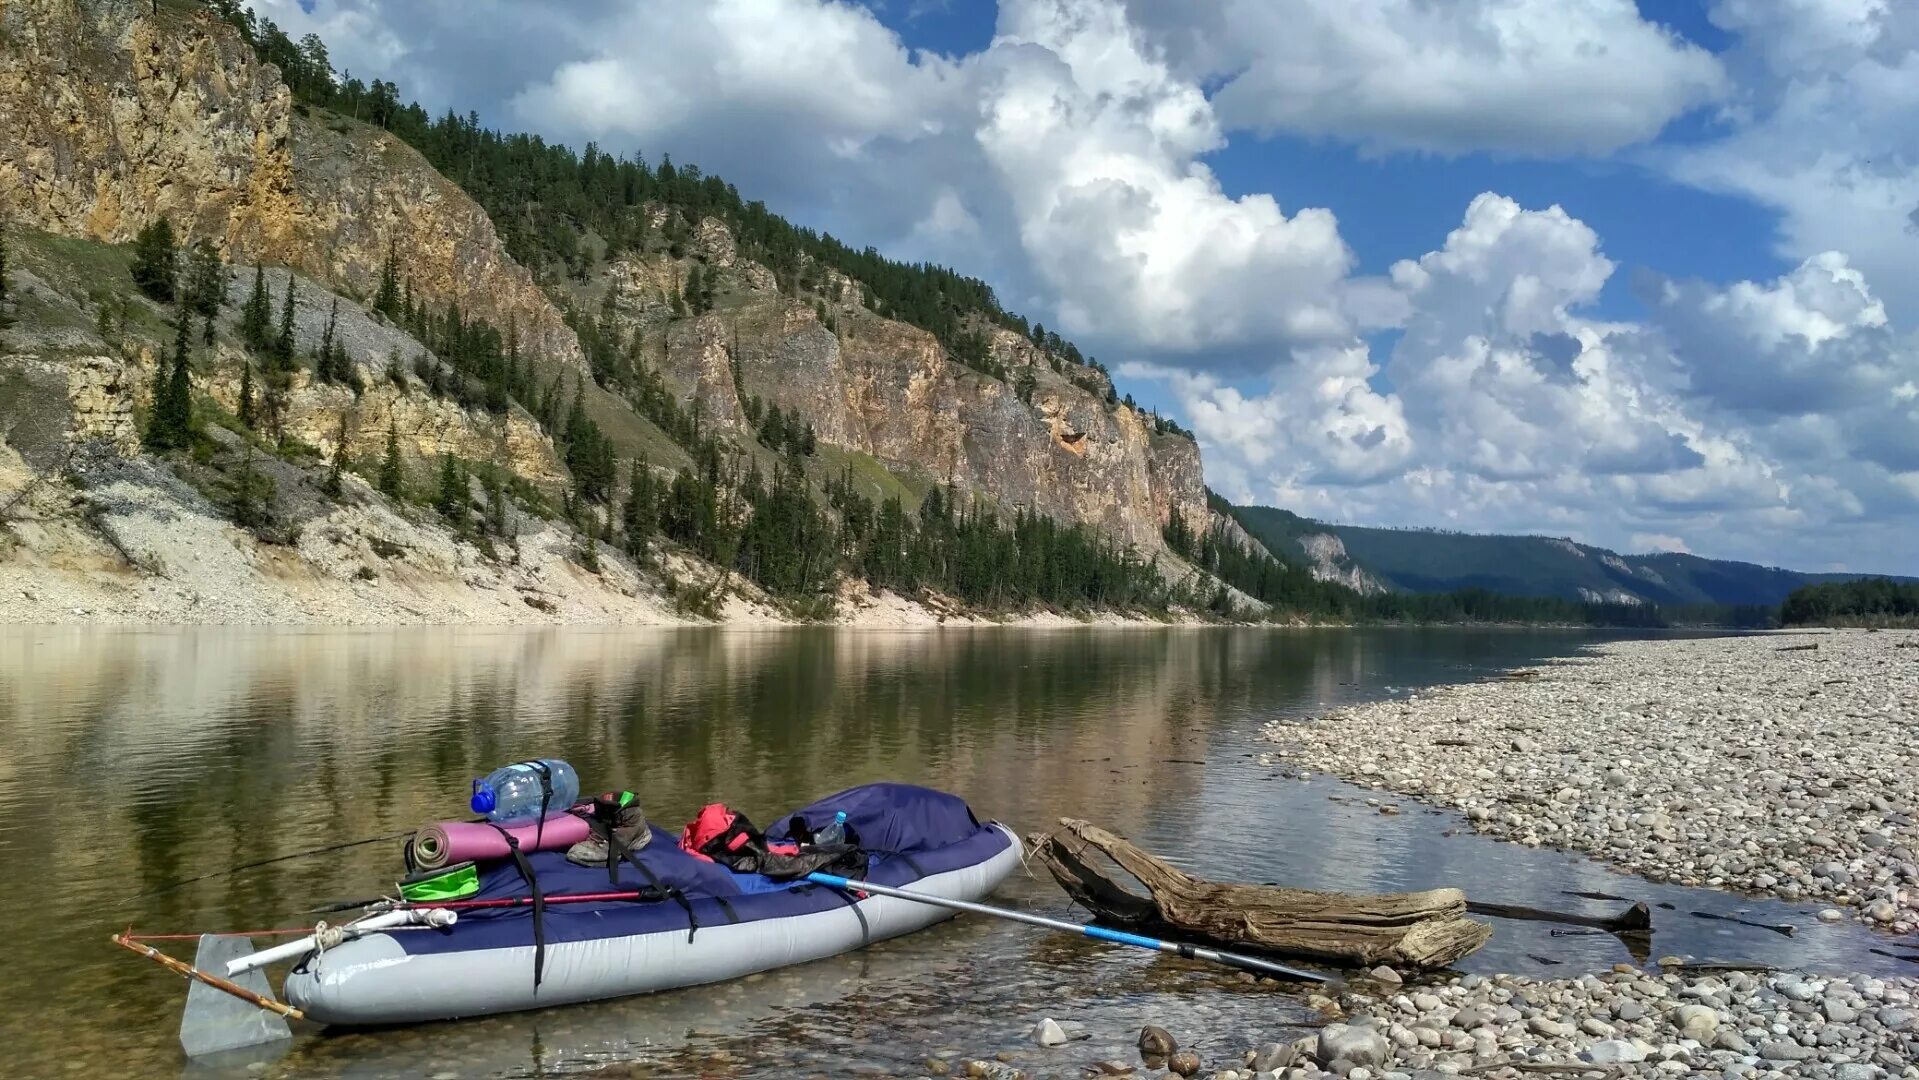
{"left": 1260, "top": 632, "right": 1919, "bottom": 933}
{"left": 1271, "top": 968, "right": 1919, "bottom": 1079}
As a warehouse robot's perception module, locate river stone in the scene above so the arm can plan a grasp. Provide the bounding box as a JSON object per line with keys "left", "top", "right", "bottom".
{"left": 1248, "top": 1043, "right": 1295, "bottom": 1072}
{"left": 1673, "top": 1004, "right": 1719, "bottom": 1039}
{"left": 1580, "top": 1018, "right": 1613, "bottom": 1038}
{"left": 1876, "top": 1007, "right": 1915, "bottom": 1031}
{"left": 1817, "top": 908, "right": 1845, "bottom": 922}
{"left": 1138, "top": 1026, "right": 1177, "bottom": 1057}
{"left": 1822, "top": 997, "right": 1858, "bottom": 1023}
{"left": 1582, "top": 1040, "right": 1647, "bottom": 1064}
{"left": 1033, "top": 1019, "right": 1068, "bottom": 1047}
{"left": 1369, "top": 966, "right": 1404, "bottom": 986}
{"left": 1316, "top": 1024, "right": 1390, "bottom": 1069}
{"left": 1169, "top": 1051, "right": 1201, "bottom": 1077}
{"left": 1834, "top": 1066, "right": 1876, "bottom": 1080}
{"left": 1527, "top": 1017, "right": 1572, "bottom": 1038}
{"left": 1759, "top": 1040, "right": 1817, "bottom": 1061}
{"left": 1412, "top": 993, "right": 1443, "bottom": 1013}
{"left": 1613, "top": 1000, "right": 1646, "bottom": 1022}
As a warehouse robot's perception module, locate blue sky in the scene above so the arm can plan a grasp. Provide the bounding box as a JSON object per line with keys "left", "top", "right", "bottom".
{"left": 263, "top": 0, "right": 1919, "bottom": 574}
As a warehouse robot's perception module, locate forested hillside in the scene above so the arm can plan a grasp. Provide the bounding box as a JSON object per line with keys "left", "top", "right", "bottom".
{"left": 1228, "top": 501, "right": 1903, "bottom": 615}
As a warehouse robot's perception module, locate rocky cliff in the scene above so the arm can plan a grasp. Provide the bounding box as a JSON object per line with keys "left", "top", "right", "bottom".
{"left": 1, "top": 0, "right": 1210, "bottom": 558}
{"left": 0, "top": 0, "right": 581, "bottom": 367}
{"left": 606, "top": 232, "right": 1209, "bottom": 550}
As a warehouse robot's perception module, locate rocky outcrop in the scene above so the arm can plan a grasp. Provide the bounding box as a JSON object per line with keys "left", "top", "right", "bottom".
{"left": 611, "top": 239, "right": 1207, "bottom": 550}
{"left": 65, "top": 354, "right": 139, "bottom": 455}
{"left": 1299, "top": 531, "right": 1388, "bottom": 594}
{"left": 0, "top": 0, "right": 582, "bottom": 369}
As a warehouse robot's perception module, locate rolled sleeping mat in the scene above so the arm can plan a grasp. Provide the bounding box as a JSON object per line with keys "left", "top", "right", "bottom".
{"left": 410, "top": 812, "right": 592, "bottom": 871}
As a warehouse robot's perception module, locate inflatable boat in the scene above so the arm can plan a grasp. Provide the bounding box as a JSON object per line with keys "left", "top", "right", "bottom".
{"left": 284, "top": 783, "right": 1020, "bottom": 1025}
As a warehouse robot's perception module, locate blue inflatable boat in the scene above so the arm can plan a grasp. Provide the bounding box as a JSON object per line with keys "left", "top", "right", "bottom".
{"left": 284, "top": 784, "right": 1021, "bottom": 1025}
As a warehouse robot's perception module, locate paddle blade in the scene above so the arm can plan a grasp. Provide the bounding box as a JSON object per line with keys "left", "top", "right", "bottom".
{"left": 180, "top": 936, "right": 292, "bottom": 1058}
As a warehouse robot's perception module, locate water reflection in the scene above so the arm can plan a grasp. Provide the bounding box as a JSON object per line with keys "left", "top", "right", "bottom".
{"left": 1, "top": 627, "right": 1908, "bottom": 1078}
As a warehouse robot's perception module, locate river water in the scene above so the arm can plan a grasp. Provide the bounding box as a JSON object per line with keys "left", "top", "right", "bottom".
{"left": 1, "top": 626, "right": 1910, "bottom": 1078}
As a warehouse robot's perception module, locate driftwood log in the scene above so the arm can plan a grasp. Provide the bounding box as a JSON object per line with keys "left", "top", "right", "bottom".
{"left": 1030, "top": 818, "right": 1491, "bottom": 969}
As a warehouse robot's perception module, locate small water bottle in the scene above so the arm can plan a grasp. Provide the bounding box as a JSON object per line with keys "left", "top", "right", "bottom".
{"left": 814, "top": 810, "right": 848, "bottom": 846}
{"left": 470, "top": 759, "right": 580, "bottom": 823}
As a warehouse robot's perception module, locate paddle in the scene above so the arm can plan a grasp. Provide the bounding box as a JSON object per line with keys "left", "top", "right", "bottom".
{"left": 803, "top": 871, "right": 1329, "bottom": 983}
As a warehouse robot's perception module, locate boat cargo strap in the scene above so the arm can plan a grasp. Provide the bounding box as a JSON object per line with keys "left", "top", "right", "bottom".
{"left": 486, "top": 824, "right": 548, "bottom": 988}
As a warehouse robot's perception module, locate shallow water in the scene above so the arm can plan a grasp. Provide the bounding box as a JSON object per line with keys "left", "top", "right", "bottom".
{"left": 1, "top": 626, "right": 1910, "bottom": 1078}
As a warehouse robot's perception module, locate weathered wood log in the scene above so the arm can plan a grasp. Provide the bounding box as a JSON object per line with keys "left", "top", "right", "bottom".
{"left": 1029, "top": 818, "right": 1491, "bottom": 969}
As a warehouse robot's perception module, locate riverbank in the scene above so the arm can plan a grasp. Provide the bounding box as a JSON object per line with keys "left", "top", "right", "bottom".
{"left": 0, "top": 451, "right": 1207, "bottom": 627}
{"left": 1216, "top": 967, "right": 1919, "bottom": 1079}
{"left": 1260, "top": 631, "right": 1919, "bottom": 934}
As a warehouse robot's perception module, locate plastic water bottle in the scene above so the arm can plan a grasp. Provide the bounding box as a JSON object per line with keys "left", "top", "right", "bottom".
{"left": 815, "top": 810, "right": 848, "bottom": 846}
{"left": 470, "top": 759, "right": 580, "bottom": 823}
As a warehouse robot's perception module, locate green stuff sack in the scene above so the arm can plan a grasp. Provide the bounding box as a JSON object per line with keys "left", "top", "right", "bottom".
{"left": 399, "top": 860, "right": 480, "bottom": 902}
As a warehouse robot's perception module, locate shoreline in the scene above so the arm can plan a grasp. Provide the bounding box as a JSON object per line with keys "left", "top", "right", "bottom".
{"left": 1260, "top": 629, "right": 1919, "bottom": 935}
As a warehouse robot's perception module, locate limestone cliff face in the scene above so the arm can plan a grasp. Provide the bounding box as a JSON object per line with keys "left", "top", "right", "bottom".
{"left": 0, "top": 0, "right": 582, "bottom": 368}
{"left": 608, "top": 236, "right": 1208, "bottom": 550}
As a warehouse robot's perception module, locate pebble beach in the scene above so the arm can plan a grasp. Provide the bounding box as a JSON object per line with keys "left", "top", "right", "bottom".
{"left": 1260, "top": 631, "right": 1919, "bottom": 934}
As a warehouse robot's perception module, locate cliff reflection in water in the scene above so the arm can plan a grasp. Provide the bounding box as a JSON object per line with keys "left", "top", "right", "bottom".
{"left": 0, "top": 625, "right": 1553, "bottom": 1077}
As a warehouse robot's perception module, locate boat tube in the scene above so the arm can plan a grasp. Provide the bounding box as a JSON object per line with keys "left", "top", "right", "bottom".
{"left": 285, "top": 783, "right": 1020, "bottom": 1025}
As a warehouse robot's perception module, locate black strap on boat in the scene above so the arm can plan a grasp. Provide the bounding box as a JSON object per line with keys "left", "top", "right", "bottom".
{"left": 613, "top": 845, "right": 700, "bottom": 943}
{"left": 830, "top": 887, "right": 870, "bottom": 947}
{"left": 711, "top": 893, "right": 740, "bottom": 925}
{"left": 488, "top": 824, "right": 547, "bottom": 989}
{"left": 522, "top": 760, "right": 556, "bottom": 850}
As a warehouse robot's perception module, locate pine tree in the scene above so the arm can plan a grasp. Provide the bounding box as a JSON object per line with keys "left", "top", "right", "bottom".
{"left": 130, "top": 218, "right": 178, "bottom": 302}
{"left": 222, "top": 445, "right": 275, "bottom": 529}
{"left": 318, "top": 298, "right": 341, "bottom": 382}
{"left": 436, "top": 454, "right": 467, "bottom": 529}
{"left": 273, "top": 277, "right": 296, "bottom": 370}
{"left": 321, "top": 416, "right": 347, "bottom": 498}
{"left": 145, "top": 310, "right": 194, "bottom": 451}
{"left": 622, "top": 457, "right": 657, "bottom": 560}
{"left": 237, "top": 361, "right": 256, "bottom": 429}
{"left": 184, "top": 240, "right": 227, "bottom": 321}
{"left": 373, "top": 244, "right": 400, "bottom": 320}
{"left": 378, "top": 423, "right": 404, "bottom": 498}
{"left": 484, "top": 465, "right": 507, "bottom": 537}
{"left": 240, "top": 265, "right": 271, "bottom": 349}
{"left": 685, "top": 264, "right": 706, "bottom": 316}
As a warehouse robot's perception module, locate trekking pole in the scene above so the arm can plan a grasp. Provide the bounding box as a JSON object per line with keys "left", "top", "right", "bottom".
{"left": 803, "top": 872, "right": 1328, "bottom": 983}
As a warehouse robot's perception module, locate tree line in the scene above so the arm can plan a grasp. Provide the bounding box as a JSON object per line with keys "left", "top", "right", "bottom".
{"left": 1780, "top": 579, "right": 1919, "bottom": 627}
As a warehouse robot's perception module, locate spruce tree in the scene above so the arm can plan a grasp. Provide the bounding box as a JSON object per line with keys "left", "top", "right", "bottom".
{"left": 145, "top": 310, "right": 194, "bottom": 451}
{"left": 318, "top": 298, "right": 341, "bottom": 382}
{"left": 240, "top": 265, "right": 271, "bottom": 350}
{"left": 273, "top": 277, "right": 297, "bottom": 370}
{"left": 237, "top": 361, "right": 256, "bottom": 429}
{"left": 184, "top": 240, "right": 227, "bottom": 321}
{"left": 378, "top": 423, "right": 404, "bottom": 498}
{"left": 373, "top": 244, "right": 400, "bottom": 320}
{"left": 321, "top": 417, "right": 347, "bottom": 498}
{"left": 622, "top": 457, "right": 657, "bottom": 560}
{"left": 223, "top": 445, "right": 275, "bottom": 529}
{"left": 685, "top": 264, "right": 705, "bottom": 316}
{"left": 130, "top": 218, "right": 178, "bottom": 302}
{"left": 436, "top": 454, "right": 466, "bottom": 529}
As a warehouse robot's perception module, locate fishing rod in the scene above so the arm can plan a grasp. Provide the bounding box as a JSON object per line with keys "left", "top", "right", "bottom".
{"left": 117, "top": 830, "right": 418, "bottom": 906}
{"left": 804, "top": 871, "right": 1329, "bottom": 984}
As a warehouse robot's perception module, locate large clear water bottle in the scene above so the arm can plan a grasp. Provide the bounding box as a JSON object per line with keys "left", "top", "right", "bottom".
{"left": 470, "top": 759, "right": 580, "bottom": 823}
{"left": 814, "top": 810, "right": 849, "bottom": 846}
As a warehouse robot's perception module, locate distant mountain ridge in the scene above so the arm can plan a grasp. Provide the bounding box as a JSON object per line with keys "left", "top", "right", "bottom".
{"left": 1228, "top": 504, "right": 1908, "bottom": 608}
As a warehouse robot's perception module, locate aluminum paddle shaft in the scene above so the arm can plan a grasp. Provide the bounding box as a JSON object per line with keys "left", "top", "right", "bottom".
{"left": 803, "top": 872, "right": 1327, "bottom": 984}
